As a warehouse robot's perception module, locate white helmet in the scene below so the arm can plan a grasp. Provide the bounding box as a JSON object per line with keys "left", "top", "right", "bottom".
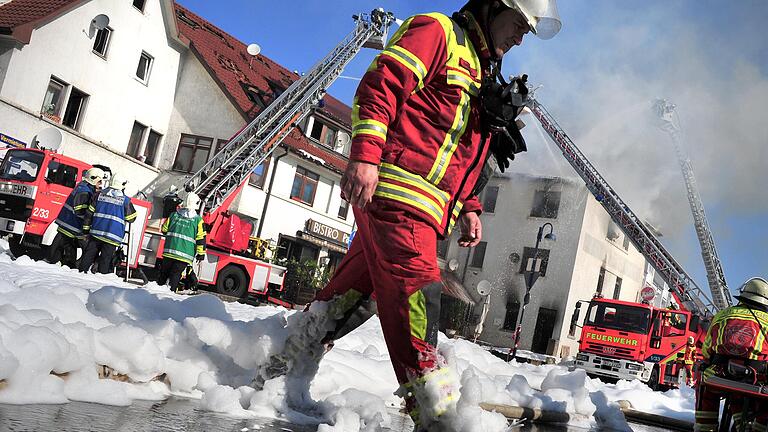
{"left": 183, "top": 192, "right": 201, "bottom": 211}
{"left": 501, "top": 0, "right": 562, "bottom": 40}
{"left": 110, "top": 173, "right": 128, "bottom": 191}
{"left": 83, "top": 167, "right": 105, "bottom": 187}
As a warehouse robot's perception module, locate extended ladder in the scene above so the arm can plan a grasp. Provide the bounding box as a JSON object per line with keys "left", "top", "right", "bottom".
{"left": 529, "top": 98, "right": 719, "bottom": 318}
{"left": 653, "top": 99, "right": 732, "bottom": 310}
{"left": 141, "top": 9, "right": 394, "bottom": 212}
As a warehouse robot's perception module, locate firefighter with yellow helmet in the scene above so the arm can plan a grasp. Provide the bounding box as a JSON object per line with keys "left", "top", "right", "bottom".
{"left": 695, "top": 277, "right": 768, "bottom": 432}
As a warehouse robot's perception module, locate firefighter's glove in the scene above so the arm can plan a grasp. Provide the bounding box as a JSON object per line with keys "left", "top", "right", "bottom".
{"left": 489, "top": 122, "right": 527, "bottom": 173}
{"left": 195, "top": 254, "right": 205, "bottom": 262}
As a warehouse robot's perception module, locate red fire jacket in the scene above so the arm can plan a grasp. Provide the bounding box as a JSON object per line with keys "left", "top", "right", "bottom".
{"left": 702, "top": 305, "right": 768, "bottom": 361}
{"left": 350, "top": 12, "right": 492, "bottom": 235}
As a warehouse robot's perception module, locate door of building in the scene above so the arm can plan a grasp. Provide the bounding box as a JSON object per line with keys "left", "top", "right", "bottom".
{"left": 531, "top": 307, "right": 558, "bottom": 354}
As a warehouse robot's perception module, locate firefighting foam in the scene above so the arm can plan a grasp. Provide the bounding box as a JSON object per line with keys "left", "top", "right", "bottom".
{"left": 0, "top": 240, "right": 696, "bottom": 430}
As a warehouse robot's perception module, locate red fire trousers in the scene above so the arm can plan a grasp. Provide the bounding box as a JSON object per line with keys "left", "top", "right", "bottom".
{"left": 314, "top": 200, "right": 443, "bottom": 384}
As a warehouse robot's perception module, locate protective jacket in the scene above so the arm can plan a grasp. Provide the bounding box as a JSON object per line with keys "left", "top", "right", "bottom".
{"left": 55, "top": 181, "right": 95, "bottom": 238}
{"left": 86, "top": 188, "right": 137, "bottom": 246}
{"left": 702, "top": 305, "right": 768, "bottom": 361}
{"left": 161, "top": 208, "right": 206, "bottom": 265}
{"left": 351, "top": 12, "right": 492, "bottom": 235}
{"left": 683, "top": 343, "right": 696, "bottom": 365}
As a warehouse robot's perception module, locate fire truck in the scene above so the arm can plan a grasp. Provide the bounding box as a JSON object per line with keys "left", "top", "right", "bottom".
{"left": 525, "top": 98, "right": 728, "bottom": 389}
{"left": 0, "top": 145, "right": 151, "bottom": 270}
{"left": 569, "top": 295, "right": 702, "bottom": 388}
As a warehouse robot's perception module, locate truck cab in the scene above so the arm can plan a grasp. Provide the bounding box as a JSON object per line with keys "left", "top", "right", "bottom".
{"left": 0, "top": 148, "right": 89, "bottom": 256}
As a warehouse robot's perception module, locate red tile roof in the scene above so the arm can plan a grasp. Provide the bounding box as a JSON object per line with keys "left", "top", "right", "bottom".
{"left": 0, "top": 0, "right": 79, "bottom": 43}
{"left": 173, "top": 2, "right": 350, "bottom": 172}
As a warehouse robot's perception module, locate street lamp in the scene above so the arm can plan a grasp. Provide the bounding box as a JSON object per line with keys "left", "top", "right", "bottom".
{"left": 509, "top": 222, "right": 556, "bottom": 361}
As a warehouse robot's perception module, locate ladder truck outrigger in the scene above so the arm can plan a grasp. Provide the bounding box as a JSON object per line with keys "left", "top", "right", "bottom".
{"left": 525, "top": 96, "right": 723, "bottom": 389}
{"left": 135, "top": 9, "right": 396, "bottom": 301}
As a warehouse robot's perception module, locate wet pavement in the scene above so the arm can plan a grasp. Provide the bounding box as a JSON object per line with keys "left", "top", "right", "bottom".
{"left": 0, "top": 398, "right": 668, "bottom": 431}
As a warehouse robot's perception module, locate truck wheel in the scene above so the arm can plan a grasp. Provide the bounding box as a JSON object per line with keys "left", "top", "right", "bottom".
{"left": 648, "top": 366, "right": 663, "bottom": 391}
{"left": 8, "top": 236, "right": 26, "bottom": 258}
{"left": 216, "top": 266, "right": 248, "bottom": 298}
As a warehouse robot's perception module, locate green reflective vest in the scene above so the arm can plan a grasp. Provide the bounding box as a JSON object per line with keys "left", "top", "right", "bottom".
{"left": 162, "top": 210, "right": 206, "bottom": 264}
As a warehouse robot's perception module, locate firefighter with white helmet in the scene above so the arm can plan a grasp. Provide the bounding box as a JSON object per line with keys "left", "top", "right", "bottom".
{"left": 253, "top": 1, "right": 561, "bottom": 430}
{"left": 695, "top": 277, "right": 768, "bottom": 431}
{"left": 48, "top": 166, "right": 105, "bottom": 267}
{"left": 157, "top": 192, "right": 206, "bottom": 292}
{"left": 78, "top": 172, "right": 137, "bottom": 274}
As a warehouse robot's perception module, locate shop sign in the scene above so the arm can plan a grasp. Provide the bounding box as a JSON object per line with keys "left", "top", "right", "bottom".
{"left": 0, "top": 133, "right": 25, "bottom": 149}
{"left": 305, "top": 219, "right": 350, "bottom": 246}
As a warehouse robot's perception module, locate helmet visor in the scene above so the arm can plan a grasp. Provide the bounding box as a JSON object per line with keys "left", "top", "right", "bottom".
{"left": 502, "top": 0, "right": 562, "bottom": 40}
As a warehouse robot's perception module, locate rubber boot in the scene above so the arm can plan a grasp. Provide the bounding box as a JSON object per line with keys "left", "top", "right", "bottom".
{"left": 250, "top": 291, "right": 375, "bottom": 391}
{"left": 399, "top": 367, "right": 460, "bottom": 432}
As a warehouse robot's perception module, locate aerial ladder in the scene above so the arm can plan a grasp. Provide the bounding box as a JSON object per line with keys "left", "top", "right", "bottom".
{"left": 175, "top": 9, "right": 394, "bottom": 221}
{"left": 653, "top": 99, "right": 732, "bottom": 311}
{"left": 528, "top": 97, "right": 720, "bottom": 319}
{"left": 136, "top": 9, "right": 395, "bottom": 298}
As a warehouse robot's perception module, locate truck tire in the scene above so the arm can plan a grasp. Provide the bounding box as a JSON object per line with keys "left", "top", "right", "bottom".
{"left": 8, "top": 236, "right": 25, "bottom": 258}
{"left": 216, "top": 265, "right": 248, "bottom": 298}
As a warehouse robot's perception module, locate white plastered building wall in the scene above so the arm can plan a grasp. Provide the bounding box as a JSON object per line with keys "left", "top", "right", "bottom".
{"left": 443, "top": 172, "right": 647, "bottom": 359}
{"left": 0, "top": 0, "right": 183, "bottom": 191}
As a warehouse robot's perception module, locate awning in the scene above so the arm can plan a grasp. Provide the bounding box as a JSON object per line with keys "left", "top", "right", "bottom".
{"left": 297, "top": 231, "right": 348, "bottom": 254}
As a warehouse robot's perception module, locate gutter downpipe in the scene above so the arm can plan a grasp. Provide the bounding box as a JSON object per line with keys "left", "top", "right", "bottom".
{"left": 256, "top": 145, "right": 290, "bottom": 238}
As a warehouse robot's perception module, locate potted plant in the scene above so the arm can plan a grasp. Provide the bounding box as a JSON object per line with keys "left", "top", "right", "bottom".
{"left": 41, "top": 103, "right": 61, "bottom": 123}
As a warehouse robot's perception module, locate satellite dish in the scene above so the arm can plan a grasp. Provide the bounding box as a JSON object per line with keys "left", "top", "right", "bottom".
{"left": 246, "top": 43, "right": 261, "bottom": 56}
{"left": 91, "top": 14, "right": 110, "bottom": 31}
{"left": 477, "top": 280, "right": 491, "bottom": 296}
{"left": 335, "top": 132, "right": 351, "bottom": 150}
{"left": 34, "top": 128, "right": 63, "bottom": 152}
{"left": 448, "top": 259, "right": 459, "bottom": 272}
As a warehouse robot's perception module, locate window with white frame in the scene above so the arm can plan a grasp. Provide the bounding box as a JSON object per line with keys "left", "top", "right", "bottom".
{"left": 133, "top": 0, "right": 146, "bottom": 12}
{"left": 61, "top": 87, "right": 88, "bottom": 130}
{"left": 41, "top": 78, "right": 66, "bottom": 121}
{"left": 41, "top": 77, "right": 88, "bottom": 130}
{"left": 127, "top": 121, "right": 147, "bottom": 158}
{"left": 143, "top": 130, "right": 162, "bottom": 166}
{"left": 136, "top": 51, "right": 153, "bottom": 83}
{"left": 92, "top": 27, "right": 112, "bottom": 58}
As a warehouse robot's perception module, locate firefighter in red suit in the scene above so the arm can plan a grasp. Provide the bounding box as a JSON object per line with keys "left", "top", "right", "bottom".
{"left": 683, "top": 335, "right": 696, "bottom": 386}
{"left": 695, "top": 277, "right": 768, "bottom": 432}
{"left": 254, "top": 1, "right": 561, "bottom": 430}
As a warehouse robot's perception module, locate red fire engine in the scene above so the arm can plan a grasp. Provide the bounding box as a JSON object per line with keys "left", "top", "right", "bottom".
{"left": 570, "top": 296, "right": 702, "bottom": 389}
{"left": 0, "top": 146, "right": 151, "bottom": 270}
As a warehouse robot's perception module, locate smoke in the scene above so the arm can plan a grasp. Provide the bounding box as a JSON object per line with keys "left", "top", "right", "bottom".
{"left": 504, "top": 1, "right": 768, "bottom": 266}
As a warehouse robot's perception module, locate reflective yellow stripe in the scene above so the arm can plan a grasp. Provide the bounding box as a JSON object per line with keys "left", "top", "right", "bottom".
{"left": 352, "top": 119, "right": 388, "bottom": 141}
{"left": 379, "top": 163, "right": 449, "bottom": 206}
{"left": 447, "top": 70, "right": 480, "bottom": 96}
{"left": 381, "top": 45, "right": 427, "bottom": 86}
{"left": 374, "top": 182, "right": 443, "bottom": 225}
{"left": 427, "top": 91, "right": 472, "bottom": 184}
{"left": 408, "top": 290, "right": 427, "bottom": 340}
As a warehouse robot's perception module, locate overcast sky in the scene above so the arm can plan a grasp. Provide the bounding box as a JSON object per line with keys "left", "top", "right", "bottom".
{"left": 179, "top": 0, "right": 768, "bottom": 299}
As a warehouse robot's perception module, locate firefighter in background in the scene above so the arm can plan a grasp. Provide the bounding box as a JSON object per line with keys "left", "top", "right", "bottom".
{"left": 695, "top": 277, "right": 768, "bottom": 432}
{"left": 79, "top": 173, "right": 137, "bottom": 274}
{"left": 252, "top": 1, "right": 561, "bottom": 429}
{"left": 157, "top": 192, "right": 206, "bottom": 292}
{"left": 48, "top": 167, "right": 104, "bottom": 267}
{"left": 682, "top": 335, "right": 696, "bottom": 386}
